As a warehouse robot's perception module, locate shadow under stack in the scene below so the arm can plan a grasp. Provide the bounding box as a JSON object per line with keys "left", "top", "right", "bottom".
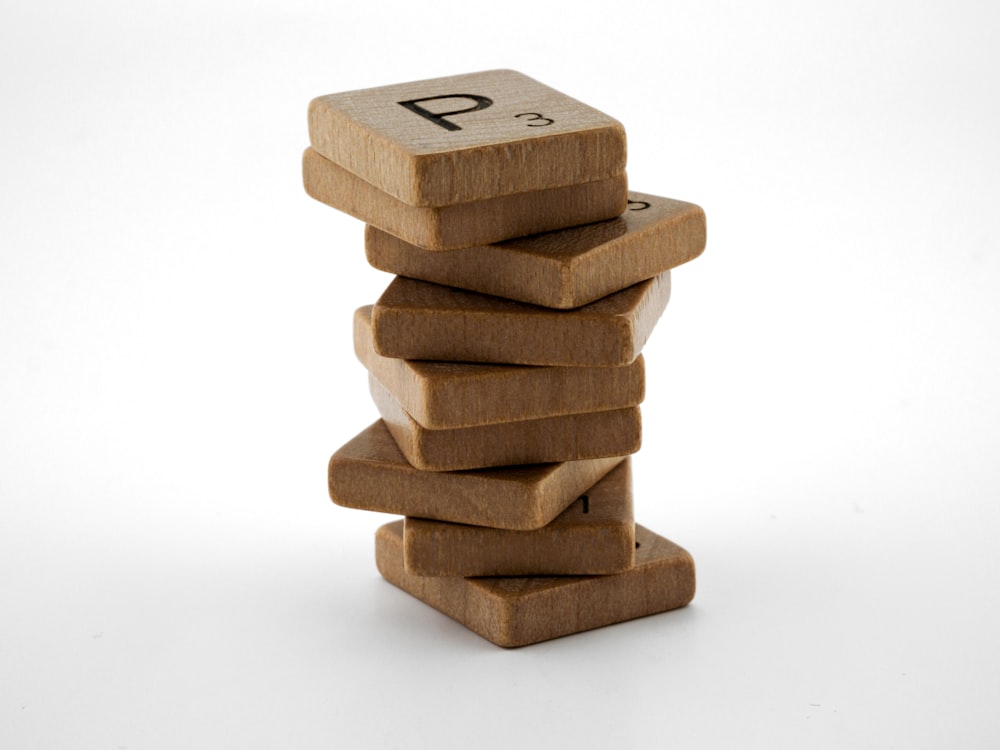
{"left": 304, "top": 69, "right": 706, "bottom": 647}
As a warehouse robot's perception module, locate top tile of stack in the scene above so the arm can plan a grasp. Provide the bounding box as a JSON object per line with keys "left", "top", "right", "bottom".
{"left": 308, "top": 69, "right": 627, "bottom": 207}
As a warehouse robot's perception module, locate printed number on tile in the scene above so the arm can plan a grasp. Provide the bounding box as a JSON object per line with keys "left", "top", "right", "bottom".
{"left": 514, "top": 112, "right": 554, "bottom": 127}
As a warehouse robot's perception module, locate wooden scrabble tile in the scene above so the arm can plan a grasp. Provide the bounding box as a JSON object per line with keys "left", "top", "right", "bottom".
{"left": 353, "top": 305, "right": 644, "bottom": 429}
{"left": 303, "top": 148, "right": 627, "bottom": 251}
{"left": 366, "top": 192, "right": 706, "bottom": 308}
{"left": 370, "top": 375, "right": 641, "bottom": 471}
{"left": 376, "top": 520, "right": 695, "bottom": 648}
{"left": 371, "top": 273, "right": 671, "bottom": 366}
{"left": 308, "top": 69, "right": 627, "bottom": 207}
{"left": 328, "top": 421, "right": 623, "bottom": 530}
{"left": 404, "top": 459, "right": 635, "bottom": 576}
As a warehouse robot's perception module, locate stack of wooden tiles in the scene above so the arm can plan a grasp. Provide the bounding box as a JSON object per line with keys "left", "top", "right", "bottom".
{"left": 304, "top": 70, "right": 707, "bottom": 648}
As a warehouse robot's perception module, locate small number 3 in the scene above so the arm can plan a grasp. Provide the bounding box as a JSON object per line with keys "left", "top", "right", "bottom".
{"left": 515, "top": 112, "right": 554, "bottom": 127}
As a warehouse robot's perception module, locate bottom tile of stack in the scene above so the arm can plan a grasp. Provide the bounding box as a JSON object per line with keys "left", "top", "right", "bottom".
{"left": 375, "top": 520, "right": 695, "bottom": 648}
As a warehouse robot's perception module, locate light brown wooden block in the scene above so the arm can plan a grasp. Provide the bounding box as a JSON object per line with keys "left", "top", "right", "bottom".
{"left": 371, "top": 273, "right": 671, "bottom": 366}
{"left": 370, "top": 375, "right": 641, "bottom": 471}
{"left": 354, "top": 305, "right": 644, "bottom": 429}
{"left": 366, "top": 192, "right": 706, "bottom": 308}
{"left": 308, "top": 69, "right": 627, "bottom": 207}
{"left": 404, "top": 459, "right": 635, "bottom": 576}
{"left": 328, "top": 421, "right": 623, "bottom": 530}
{"left": 376, "top": 520, "right": 695, "bottom": 648}
{"left": 303, "top": 148, "right": 627, "bottom": 251}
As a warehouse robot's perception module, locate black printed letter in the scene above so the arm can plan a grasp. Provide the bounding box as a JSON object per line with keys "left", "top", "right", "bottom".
{"left": 397, "top": 94, "right": 493, "bottom": 131}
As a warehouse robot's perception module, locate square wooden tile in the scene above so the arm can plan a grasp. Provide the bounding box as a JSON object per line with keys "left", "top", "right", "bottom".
{"left": 370, "top": 375, "right": 641, "bottom": 471}
{"left": 370, "top": 273, "right": 671, "bottom": 366}
{"left": 404, "top": 459, "right": 635, "bottom": 576}
{"left": 354, "top": 305, "right": 644, "bottom": 429}
{"left": 303, "top": 148, "right": 626, "bottom": 251}
{"left": 365, "top": 191, "right": 705, "bottom": 308}
{"left": 308, "top": 69, "right": 626, "bottom": 207}
{"left": 328, "top": 421, "right": 623, "bottom": 530}
{"left": 376, "top": 520, "right": 695, "bottom": 648}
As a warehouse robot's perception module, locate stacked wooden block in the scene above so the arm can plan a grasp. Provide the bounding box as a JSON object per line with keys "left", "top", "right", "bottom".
{"left": 304, "top": 70, "right": 707, "bottom": 647}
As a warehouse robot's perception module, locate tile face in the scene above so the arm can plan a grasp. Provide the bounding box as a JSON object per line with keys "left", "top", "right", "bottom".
{"left": 371, "top": 273, "right": 671, "bottom": 366}
{"left": 303, "top": 148, "right": 627, "bottom": 251}
{"left": 354, "top": 306, "right": 644, "bottom": 429}
{"left": 370, "top": 375, "right": 641, "bottom": 472}
{"left": 376, "top": 520, "right": 696, "bottom": 648}
{"left": 327, "top": 421, "right": 623, "bottom": 530}
{"left": 308, "top": 69, "right": 627, "bottom": 207}
{"left": 404, "top": 459, "right": 635, "bottom": 576}
{"left": 366, "top": 192, "right": 706, "bottom": 308}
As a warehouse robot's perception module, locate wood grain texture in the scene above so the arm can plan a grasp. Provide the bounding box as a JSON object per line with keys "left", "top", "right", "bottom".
{"left": 376, "top": 520, "right": 695, "bottom": 648}
{"left": 366, "top": 192, "right": 706, "bottom": 308}
{"left": 302, "top": 148, "right": 627, "bottom": 251}
{"left": 353, "top": 305, "right": 644, "bottom": 429}
{"left": 370, "top": 375, "right": 641, "bottom": 471}
{"left": 308, "top": 69, "right": 626, "bottom": 207}
{"left": 403, "top": 459, "right": 635, "bottom": 576}
{"left": 371, "top": 273, "right": 671, "bottom": 366}
{"left": 328, "top": 421, "right": 624, "bottom": 530}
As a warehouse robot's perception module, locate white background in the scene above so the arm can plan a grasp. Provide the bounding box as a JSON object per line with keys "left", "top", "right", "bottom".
{"left": 2, "top": 1, "right": 999, "bottom": 747}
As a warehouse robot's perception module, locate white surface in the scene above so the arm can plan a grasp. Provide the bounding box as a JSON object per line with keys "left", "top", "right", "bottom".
{"left": 2, "top": 1, "right": 999, "bottom": 747}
